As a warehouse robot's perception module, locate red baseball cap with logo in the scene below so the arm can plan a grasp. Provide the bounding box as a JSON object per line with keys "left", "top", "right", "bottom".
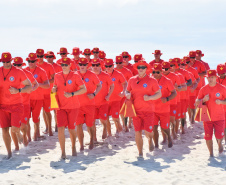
{"left": 189, "top": 51, "right": 196, "bottom": 58}
{"left": 196, "top": 50, "right": 204, "bottom": 57}
{"left": 183, "top": 56, "right": 190, "bottom": 63}
{"left": 169, "top": 58, "right": 178, "bottom": 68}
{"left": 44, "top": 51, "right": 56, "bottom": 59}
{"left": 59, "top": 57, "right": 71, "bottom": 65}
{"left": 83, "top": 48, "right": 91, "bottom": 55}
{"left": 206, "top": 70, "right": 217, "bottom": 77}
{"left": 153, "top": 63, "right": 162, "bottom": 71}
{"left": 133, "top": 54, "right": 144, "bottom": 61}
{"left": 0, "top": 52, "right": 13, "bottom": 62}
{"left": 121, "top": 51, "right": 132, "bottom": 61}
{"left": 105, "top": 59, "right": 114, "bottom": 66}
{"left": 13, "top": 57, "right": 26, "bottom": 66}
{"left": 174, "top": 58, "right": 181, "bottom": 64}
{"left": 152, "top": 50, "right": 162, "bottom": 55}
{"left": 71, "top": 47, "right": 82, "bottom": 55}
{"left": 162, "top": 61, "right": 170, "bottom": 68}
{"left": 133, "top": 60, "right": 150, "bottom": 71}
{"left": 79, "top": 57, "right": 89, "bottom": 64}
{"left": 57, "top": 47, "right": 69, "bottom": 54}
{"left": 217, "top": 64, "right": 226, "bottom": 75}
{"left": 99, "top": 50, "right": 106, "bottom": 59}
{"left": 91, "top": 47, "right": 99, "bottom": 54}
{"left": 36, "top": 49, "right": 44, "bottom": 55}
{"left": 91, "top": 58, "right": 101, "bottom": 64}
{"left": 26, "top": 53, "right": 38, "bottom": 61}
{"left": 115, "top": 56, "right": 123, "bottom": 63}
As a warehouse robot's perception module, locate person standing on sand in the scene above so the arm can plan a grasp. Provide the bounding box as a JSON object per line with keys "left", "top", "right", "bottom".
{"left": 126, "top": 60, "right": 161, "bottom": 157}
{"left": 195, "top": 70, "right": 226, "bottom": 157}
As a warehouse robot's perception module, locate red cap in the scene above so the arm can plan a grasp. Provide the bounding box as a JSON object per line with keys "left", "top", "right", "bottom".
{"left": 174, "top": 58, "right": 181, "bottom": 64}
{"left": 99, "top": 50, "right": 106, "bottom": 59}
{"left": 105, "top": 59, "right": 114, "bottom": 66}
{"left": 57, "top": 47, "right": 69, "bottom": 54}
{"left": 36, "top": 49, "right": 44, "bottom": 55}
{"left": 133, "top": 54, "right": 144, "bottom": 61}
{"left": 162, "top": 61, "right": 170, "bottom": 68}
{"left": 26, "top": 53, "right": 38, "bottom": 61}
{"left": 217, "top": 64, "right": 226, "bottom": 75}
{"left": 206, "top": 70, "right": 217, "bottom": 77}
{"left": 196, "top": 50, "right": 204, "bottom": 57}
{"left": 169, "top": 58, "right": 178, "bottom": 68}
{"left": 152, "top": 50, "right": 162, "bottom": 55}
{"left": 153, "top": 63, "right": 162, "bottom": 71}
{"left": 44, "top": 51, "right": 56, "bottom": 59}
{"left": 59, "top": 57, "right": 71, "bottom": 65}
{"left": 91, "top": 47, "right": 99, "bottom": 54}
{"left": 83, "top": 48, "right": 91, "bottom": 55}
{"left": 71, "top": 47, "right": 82, "bottom": 55}
{"left": 115, "top": 56, "right": 123, "bottom": 63}
{"left": 183, "top": 56, "right": 190, "bottom": 62}
{"left": 189, "top": 51, "right": 196, "bottom": 58}
{"left": 0, "top": 52, "right": 13, "bottom": 62}
{"left": 79, "top": 57, "right": 89, "bottom": 64}
{"left": 180, "top": 58, "right": 186, "bottom": 65}
{"left": 121, "top": 51, "right": 132, "bottom": 61}
{"left": 91, "top": 58, "right": 101, "bottom": 64}
{"left": 133, "top": 60, "right": 150, "bottom": 71}
{"left": 13, "top": 57, "right": 26, "bottom": 66}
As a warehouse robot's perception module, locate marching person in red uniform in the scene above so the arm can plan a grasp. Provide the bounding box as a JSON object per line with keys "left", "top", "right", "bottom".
{"left": 152, "top": 63, "right": 176, "bottom": 148}
{"left": 70, "top": 47, "right": 82, "bottom": 71}
{"left": 149, "top": 50, "right": 164, "bottom": 68}
{"left": 56, "top": 47, "right": 70, "bottom": 65}
{"left": 92, "top": 47, "right": 100, "bottom": 59}
{"left": 105, "top": 59, "right": 127, "bottom": 136}
{"left": 99, "top": 50, "right": 107, "bottom": 71}
{"left": 76, "top": 58, "right": 102, "bottom": 150}
{"left": 0, "top": 52, "right": 32, "bottom": 159}
{"left": 121, "top": 51, "right": 137, "bottom": 75}
{"left": 196, "top": 50, "right": 210, "bottom": 71}
{"left": 91, "top": 59, "right": 114, "bottom": 140}
{"left": 52, "top": 57, "right": 86, "bottom": 159}
{"left": 126, "top": 60, "right": 161, "bottom": 157}
{"left": 83, "top": 48, "right": 92, "bottom": 62}
{"left": 25, "top": 53, "right": 50, "bottom": 141}
{"left": 36, "top": 49, "right": 55, "bottom": 136}
{"left": 195, "top": 70, "right": 226, "bottom": 157}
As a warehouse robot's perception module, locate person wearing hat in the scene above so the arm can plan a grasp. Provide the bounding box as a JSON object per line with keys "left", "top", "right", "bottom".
{"left": 149, "top": 50, "right": 164, "bottom": 68}
{"left": 126, "top": 60, "right": 161, "bottom": 157}
{"left": 98, "top": 50, "right": 107, "bottom": 71}
{"left": 105, "top": 59, "right": 127, "bottom": 136}
{"left": 76, "top": 58, "right": 102, "bottom": 150}
{"left": 152, "top": 63, "right": 176, "bottom": 148}
{"left": 56, "top": 47, "right": 70, "bottom": 65}
{"left": 0, "top": 52, "right": 32, "bottom": 159}
{"left": 52, "top": 57, "right": 86, "bottom": 159}
{"left": 91, "top": 58, "right": 114, "bottom": 141}
{"left": 196, "top": 50, "right": 210, "bottom": 71}
{"left": 121, "top": 51, "right": 137, "bottom": 76}
{"left": 91, "top": 47, "right": 100, "bottom": 59}
{"left": 83, "top": 48, "right": 92, "bottom": 62}
{"left": 12, "top": 57, "right": 38, "bottom": 147}
{"left": 115, "top": 56, "right": 133, "bottom": 131}
{"left": 216, "top": 64, "right": 226, "bottom": 143}
{"left": 195, "top": 70, "right": 226, "bottom": 157}
{"left": 36, "top": 49, "right": 55, "bottom": 137}
{"left": 70, "top": 47, "right": 81, "bottom": 71}
{"left": 133, "top": 54, "right": 144, "bottom": 76}
{"left": 25, "top": 53, "right": 50, "bottom": 141}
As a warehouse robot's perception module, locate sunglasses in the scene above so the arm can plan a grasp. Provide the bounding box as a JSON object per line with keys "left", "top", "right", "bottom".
{"left": 190, "top": 57, "right": 195, "bottom": 59}
{"left": 181, "top": 64, "right": 186, "bottom": 66}
{"left": 116, "top": 62, "right": 123, "bottom": 64}
{"left": 13, "top": 64, "right": 22, "bottom": 67}
{"left": 137, "top": 66, "right": 147, "bottom": 70}
{"left": 28, "top": 60, "right": 36, "bottom": 63}
{"left": 61, "top": 64, "right": 68, "bottom": 67}
{"left": 78, "top": 63, "right": 88, "bottom": 66}
{"left": 134, "top": 61, "right": 138, "bottom": 63}
{"left": 152, "top": 71, "right": 161, "bottom": 74}
{"left": 46, "top": 56, "right": 54, "bottom": 58}
{"left": 92, "top": 52, "right": 99, "bottom": 54}
{"left": 163, "top": 68, "right": 169, "bottom": 71}
{"left": 186, "top": 61, "right": 190, "bottom": 64}
{"left": 37, "top": 55, "right": 44, "bottom": 58}
{"left": 84, "top": 53, "right": 91, "bottom": 56}
{"left": 2, "top": 61, "right": 10, "bottom": 63}
{"left": 170, "top": 65, "right": 175, "bottom": 67}
{"left": 105, "top": 65, "right": 113, "bottom": 68}
{"left": 60, "top": 53, "right": 67, "bottom": 55}
{"left": 123, "top": 56, "right": 129, "bottom": 58}
{"left": 92, "top": 64, "right": 100, "bottom": 67}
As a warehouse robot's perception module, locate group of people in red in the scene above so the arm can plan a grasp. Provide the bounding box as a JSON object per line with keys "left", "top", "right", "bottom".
{"left": 0, "top": 47, "right": 225, "bottom": 159}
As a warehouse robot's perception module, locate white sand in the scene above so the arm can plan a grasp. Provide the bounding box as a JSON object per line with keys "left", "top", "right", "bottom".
{"left": 0, "top": 111, "right": 225, "bottom": 185}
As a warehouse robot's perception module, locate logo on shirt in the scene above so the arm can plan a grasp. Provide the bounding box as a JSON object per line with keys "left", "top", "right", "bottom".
{"left": 112, "top": 78, "right": 116, "bottom": 82}
{"left": 85, "top": 78, "right": 89, "bottom": 82}
{"left": 9, "top": 76, "right": 15, "bottom": 81}
{"left": 166, "top": 123, "right": 168, "bottom": 127}
{"left": 104, "top": 113, "right": 107, "bottom": 117}
{"left": 143, "top": 83, "right": 147, "bottom": 88}
{"left": 34, "top": 74, "right": 38, "bottom": 78}
{"left": 68, "top": 80, "right": 72, "bottom": 84}
{"left": 100, "top": 81, "right": 103, "bottom": 85}
{"left": 159, "top": 85, "right": 162, "bottom": 89}
{"left": 173, "top": 110, "right": 176, "bottom": 114}
{"left": 195, "top": 67, "right": 198, "bottom": 70}
{"left": 216, "top": 93, "right": 220, "bottom": 97}
{"left": 222, "top": 132, "right": 224, "bottom": 136}
{"left": 149, "top": 126, "right": 152, "bottom": 130}
{"left": 25, "top": 117, "right": 27, "bottom": 121}
{"left": 115, "top": 112, "right": 118, "bottom": 115}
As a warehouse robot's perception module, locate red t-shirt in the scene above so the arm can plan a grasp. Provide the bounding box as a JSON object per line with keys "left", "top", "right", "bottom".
{"left": 115, "top": 67, "right": 133, "bottom": 81}
{"left": 95, "top": 71, "right": 113, "bottom": 106}
{"left": 187, "top": 66, "right": 200, "bottom": 96}
{"left": 149, "top": 59, "right": 164, "bottom": 68}
{"left": 107, "top": 70, "right": 126, "bottom": 102}
{"left": 216, "top": 77, "right": 226, "bottom": 113}
{"left": 124, "top": 63, "right": 137, "bottom": 76}
{"left": 175, "top": 71, "right": 186, "bottom": 101}
{"left": 37, "top": 61, "right": 55, "bottom": 94}
{"left": 197, "top": 83, "right": 226, "bottom": 121}
{"left": 178, "top": 69, "right": 191, "bottom": 100}
{"left": 163, "top": 72, "right": 181, "bottom": 105}
{"left": 154, "top": 75, "right": 175, "bottom": 113}
{"left": 52, "top": 63, "right": 62, "bottom": 74}
{"left": 25, "top": 66, "right": 48, "bottom": 100}
{"left": 77, "top": 70, "right": 100, "bottom": 106}
{"left": 0, "top": 66, "right": 27, "bottom": 105}
{"left": 21, "top": 69, "right": 36, "bottom": 105}
{"left": 54, "top": 71, "right": 84, "bottom": 109}
{"left": 192, "top": 60, "right": 206, "bottom": 89}
{"left": 127, "top": 75, "right": 160, "bottom": 113}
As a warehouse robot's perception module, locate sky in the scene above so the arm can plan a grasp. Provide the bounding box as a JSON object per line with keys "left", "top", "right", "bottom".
{"left": 0, "top": 0, "right": 226, "bottom": 68}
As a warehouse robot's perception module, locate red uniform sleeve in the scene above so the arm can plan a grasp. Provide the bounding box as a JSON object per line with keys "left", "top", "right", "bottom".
{"left": 75, "top": 74, "right": 84, "bottom": 87}
{"left": 119, "top": 73, "right": 126, "bottom": 84}
{"left": 127, "top": 70, "right": 133, "bottom": 80}
{"left": 222, "top": 86, "right": 226, "bottom": 99}
{"left": 176, "top": 75, "right": 181, "bottom": 85}
{"left": 199, "top": 61, "right": 206, "bottom": 72}
{"left": 49, "top": 64, "right": 55, "bottom": 76}
{"left": 106, "top": 74, "right": 113, "bottom": 86}
{"left": 167, "top": 79, "right": 175, "bottom": 92}
{"left": 151, "top": 78, "right": 160, "bottom": 92}
{"left": 41, "top": 70, "right": 48, "bottom": 82}
{"left": 127, "top": 78, "right": 132, "bottom": 92}
{"left": 193, "top": 69, "right": 199, "bottom": 80}
{"left": 197, "top": 87, "right": 205, "bottom": 99}
{"left": 92, "top": 73, "right": 100, "bottom": 86}
{"left": 185, "top": 71, "right": 191, "bottom": 81}
{"left": 20, "top": 69, "right": 28, "bottom": 83}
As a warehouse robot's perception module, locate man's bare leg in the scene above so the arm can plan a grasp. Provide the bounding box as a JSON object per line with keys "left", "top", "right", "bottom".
{"left": 54, "top": 110, "right": 58, "bottom": 132}
{"left": 224, "top": 129, "right": 226, "bottom": 143}
{"left": 153, "top": 125, "right": 159, "bottom": 148}
{"left": 20, "top": 123, "right": 28, "bottom": 146}
{"left": 191, "top": 109, "right": 196, "bottom": 124}
{"left": 170, "top": 116, "right": 177, "bottom": 139}
{"left": 206, "top": 140, "right": 214, "bottom": 157}
{"left": 217, "top": 139, "right": 223, "bottom": 154}
{"left": 68, "top": 129, "right": 77, "bottom": 156}
{"left": 77, "top": 124, "right": 84, "bottom": 151}
{"left": 92, "top": 122, "right": 97, "bottom": 142}
{"left": 120, "top": 114, "right": 129, "bottom": 132}
{"left": 181, "top": 118, "right": 186, "bottom": 134}
{"left": 2, "top": 127, "right": 12, "bottom": 159}
{"left": 11, "top": 126, "right": 23, "bottom": 144}
{"left": 100, "top": 119, "right": 107, "bottom": 139}
{"left": 135, "top": 131, "right": 143, "bottom": 157}
{"left": 58, "top": 127, "right": 66, "bottom": 159}
{"left": 162, "top": 128, "right": 173, "bottom": 148}
{"left": 43, "top": 110, "right": 48, "bottom": 133}
{"left": 43, "top": 110, "right": 53, "bottom": 136}
{"left": 87, "top": 126, "right": 94, "bottom": 150}
{"left": 145, "top": 131, "right": 154, "bottom": 152}
{"left": 106, "top": 117, "right": 112, "bottom": 136}
{"left": 27, "top": 120, "right": 31, "bottom": 142}
{"left": 175, "top": 119, "right": 180, "bottom": 134}
{"left": 11, "top": 129, "right": 19, "bottom": 151}
{"left": 128, "top": 117, "right": 132, "bottom": 128}
{"left": 33, "top": 121, "right": 40, "bottom": 141}
{"left": 113, "top": 118, "right": 123, "bottom": 133}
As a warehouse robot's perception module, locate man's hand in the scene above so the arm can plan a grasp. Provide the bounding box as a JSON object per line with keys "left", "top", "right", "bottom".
{"left": 161, "top": 97, "right": 167, "bottom": 103}
{"left": 143, "top": 95, "right": 150, "bottom": 101}
{"left": 52, "top": 87, "right": 57, "bottom": 93}
{"left": 9, "top": 87, "right": 19, "bottom": 94}
{"left": 203, "top": 94, "right": 209, "bottom": 102}
{"left": 215, "top": 99, "right": 222, "bottom": 105}
{"left": 118, "top": 91, "right": 125, "bottom": 98}
{"left": 87, "top": 93, "right": 95, "bottom": 99}
{"left": 105, "top": 94, "right": 110, "bottom": 101}
{"left": 125, "top": 92, "right": 131, "bottom": 99}
{"left": 64, "top": 92, "right": 72, "bottom": 98}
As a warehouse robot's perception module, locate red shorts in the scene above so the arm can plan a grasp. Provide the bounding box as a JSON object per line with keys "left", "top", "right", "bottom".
{"left": 43, "top": 94, "right": 51, "bottom": 113}
{"left": 153, "top": 112, "right": 170, "bottom": 129}
{"left": 170, "top": 104, "right": 177, "bottom": 117}
{"left": 57, "top": 109, "right": 78, "bottom": 129}
{"left": 30, "top": 100, "right": 43, "bottom": 123}
{"left": 95, "top": 104, "right": 109, "bottom": 120}
{"left": 21, "top": 104, "right": 30, "bottom": 124}
{"left": 120, "top": 97, "right": 126, "bottom": 108}
{"left": 76, "top": 105, "right": 95, "bottom": 127}
{"left": 108, "top": 101, "right": 121, "bottom": 118}
{"left": 181, "top": 99, "right": 188, "bottom": 118}
{"left": 0, "top": 104, "right": 24, "bottom": 128}
{"left": 175, "top": 101, "right": 181, "bottom": 120}
{"left": 203, "top": 120, "right": 225, "bottom": 140}
{"left": 189, "top": 96, "right": 196, "bottom": 109}
{"left": 133, "top": 112, "right": 154, "bottom": 132}
{"left": 225, "top": 112, "right": 226, "bottom": 128}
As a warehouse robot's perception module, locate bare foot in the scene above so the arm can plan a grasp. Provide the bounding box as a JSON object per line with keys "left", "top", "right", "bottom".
{"left": 72, "top": 148, "right": 77, "bottom": 156}
{"left": 80, "top": 146, "right": 84, "bottom": 151}
{"left": 128, "top": 124, "right": 132, "bottom": 128}
{"left": 16, "top": 133, "right": 23, "bottom": 144}
{"left": 160, "top": 139, "right": 167, "bottom": 145}
{"left": 182, "top": 127, "right": 185, "bottom": 134}
{"left": 42, "top": 129, "right": 48, "bottom": 134}
{"left": 4, "top": 154, "right": 12, "bottom": 160}
{"left": 89, "top": 142, "right": 94, "bottom": 150}
{"left": 102, "top": 132, "right": 107, "bottom": 140}
{"left": 61, "top": 154, "right": 66, "bottom": 160}
{"left": 55, "top": 127, "right": 58, "bottom": 132}
{"left": 168, "top": 140, "right": 173, "bottom": 148}
{"left": 149, "top": 140, "right": 155, "bottom": 152}
{"left": 49, "top": 131, "right": 53, "bottom": 136}
{"left": 219, "top": 144, "right": 223, "bottom": 154}
{"left": 125, "top": 126, "right": 129, "bottom": 132}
